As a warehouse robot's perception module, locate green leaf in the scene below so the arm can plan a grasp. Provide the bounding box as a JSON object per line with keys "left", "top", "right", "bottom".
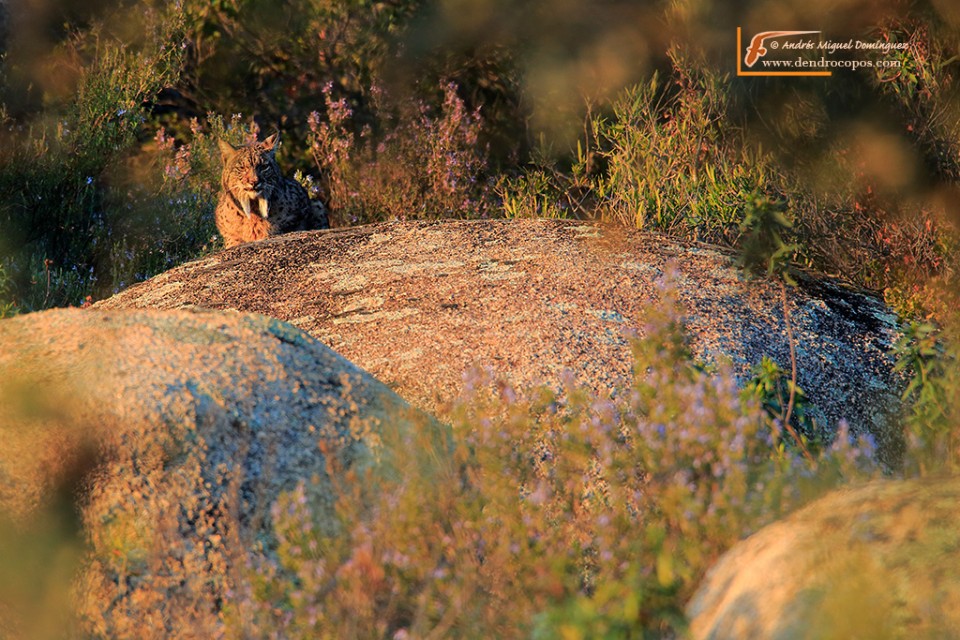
{"left": 656, "top": 551, "right": 675, "bottom": 587}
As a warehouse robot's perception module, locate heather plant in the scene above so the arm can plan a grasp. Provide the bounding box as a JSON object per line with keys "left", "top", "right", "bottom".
{"left": 307, "top": 81, "right": 495, "bottom": 224}
{"left": 176, "top": 0, "right": 420, "bottom": 146}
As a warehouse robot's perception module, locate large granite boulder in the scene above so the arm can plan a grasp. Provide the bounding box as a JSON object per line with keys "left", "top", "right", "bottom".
{"left": 0, "top": 308, "right": 430, "bottom": 637}
{"left": 687, "top": 477, "right": 960, "bottom": 639}
{"left": 97, "top": 219, "right": 904, "bottom": 456}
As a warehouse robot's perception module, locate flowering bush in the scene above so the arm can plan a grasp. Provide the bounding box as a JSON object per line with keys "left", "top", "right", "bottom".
{"left": 308, "top": 81, "right": 495, "bottom": 225}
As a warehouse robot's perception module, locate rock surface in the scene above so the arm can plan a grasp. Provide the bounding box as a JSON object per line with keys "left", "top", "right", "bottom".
{"left": 0, "top": 307, "right": 419, "bottom": 519}
{"left": 687, "top": 478, "right": 960, "bottom": 639}
{"left": 0, "top": 308, "right": 429, "bottom": 635}
{"left": 97, "top": 219, "right": 904, "bottom": 454}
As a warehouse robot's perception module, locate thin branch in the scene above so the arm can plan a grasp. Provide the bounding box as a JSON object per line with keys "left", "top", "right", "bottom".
{"left": 780, "top": 280, "right": 814, "bottom": 464}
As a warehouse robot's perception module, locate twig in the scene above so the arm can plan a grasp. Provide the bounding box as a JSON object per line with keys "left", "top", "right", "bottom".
{"left": 43, "top": 258, "right": 53, "bottom": 308}
{"left": 780, "top": 280, "right": 814, "bottom": 464}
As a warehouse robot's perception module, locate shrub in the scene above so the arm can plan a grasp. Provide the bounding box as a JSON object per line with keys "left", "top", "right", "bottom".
{"left": 894, "top": 317, "right": 960, "bottom": 474}
{"left": 498, "top": 45, "right": 778, "bottom": 241}
{"left": 308, "top": 81, "right": 496, "bottom": 224}
{"left": 590, "top": 61, "right": 772, "bottom": 239}
{"left": 495, "top": 139, "right": 594, "bottom": 221}
{"left": 0, "top": 7, "right": 217, "bottom": 310}
{"left": 496, "top": 168, "right": 571, "bottom": 220}
{"left": 175, "top": 0, "right": 421, "bottom": 148}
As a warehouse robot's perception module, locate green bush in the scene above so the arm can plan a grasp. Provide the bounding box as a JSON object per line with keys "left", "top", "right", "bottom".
{"left": 589, "top": 62, "right": 771, "bottom": 237}
{"left": 498, "top": 46, "right": 777, "bottom": 241}
{"left": 894, "top": 317, "right": 960, "bottom": 475}
{"left": 0, "top": 7, "right": 215, "bottom": 311}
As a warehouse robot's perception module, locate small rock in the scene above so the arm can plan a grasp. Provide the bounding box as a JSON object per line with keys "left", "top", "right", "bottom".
{"left": 687, "top": 478, "right": 960, "bottom": 639}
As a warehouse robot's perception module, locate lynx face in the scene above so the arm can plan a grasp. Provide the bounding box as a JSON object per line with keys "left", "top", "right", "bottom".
{"left": 218, "top": 134, "right": 281, "bottom": 219}
{"left": 214, "top": 133, "right": 329, "bottom": 248}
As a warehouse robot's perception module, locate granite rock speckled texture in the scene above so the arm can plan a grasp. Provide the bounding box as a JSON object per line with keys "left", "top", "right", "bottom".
{"left": 96, "top": 219, "right": 905, "bottom": 458}
{"left": 0, "top": 308, "right": 432, "bottom": 635}
{"left": 0, "top": 307, "right": 421, "bottom": 521}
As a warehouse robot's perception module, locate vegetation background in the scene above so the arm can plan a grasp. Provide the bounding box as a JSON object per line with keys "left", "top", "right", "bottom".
{"left": 1, "top": 0, "right": 959, "bottom": 637}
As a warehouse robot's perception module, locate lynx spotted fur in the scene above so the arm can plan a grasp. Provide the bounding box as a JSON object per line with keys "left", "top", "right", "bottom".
{"left": 215, "top": 133, "right": 329, "bottom": 248}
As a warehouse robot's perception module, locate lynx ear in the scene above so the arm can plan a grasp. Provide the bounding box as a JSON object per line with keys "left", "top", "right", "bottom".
{"left": 262, "top": 132, "right": 280, "bottom": 157}
{"left": 218, "top": 139, "right": 238, "bottom": 162}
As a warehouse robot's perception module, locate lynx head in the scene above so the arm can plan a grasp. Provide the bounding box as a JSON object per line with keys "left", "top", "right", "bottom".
{"left": 218, "top": 133, "right": 282, "bottom": 219}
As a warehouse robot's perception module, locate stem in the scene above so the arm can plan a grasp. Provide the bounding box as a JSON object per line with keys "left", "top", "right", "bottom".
{"left": 43, "top": 258, "right": 52, "bottom": 308}
{"left": 780, "top": 280, "right": 814, "bottom": 465}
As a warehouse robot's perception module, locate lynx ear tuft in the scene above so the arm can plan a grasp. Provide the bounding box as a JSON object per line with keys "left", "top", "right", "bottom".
{"left": 218, "top": 139, "right": 238, "bottom": 162}
{"left": 262, "top": 132, "right": 280, "bottom": 157}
